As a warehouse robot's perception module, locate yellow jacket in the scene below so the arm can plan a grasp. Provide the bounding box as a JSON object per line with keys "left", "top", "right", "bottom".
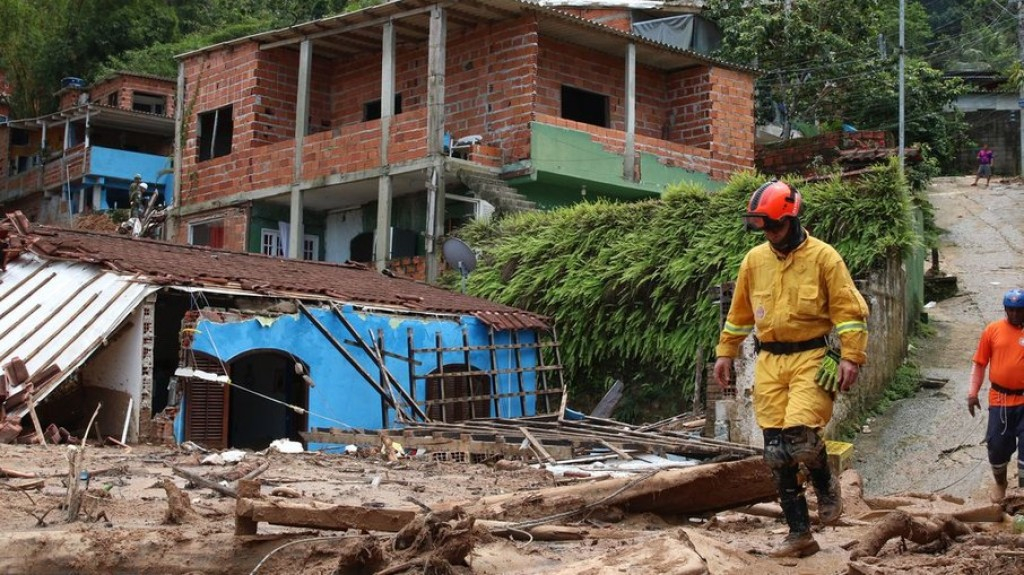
{"left": 715, "top": 232, "right": 869, "bottom": 365}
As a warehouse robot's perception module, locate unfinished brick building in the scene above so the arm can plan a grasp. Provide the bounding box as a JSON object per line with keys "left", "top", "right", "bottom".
{"left": 0, "top": 72, "right": 176, "bottom": 223}
{"left": 171, "top": 0, "right": 755, "bottom": 280}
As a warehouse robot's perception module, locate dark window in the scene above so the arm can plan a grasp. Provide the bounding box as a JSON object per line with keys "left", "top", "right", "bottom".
{"left": 363, "top": 94, "right": 403, "bottom": 121}
{"left": 107, "top": 93, "right": 117, "bottom": 106}
{"left": 190, "top": 219, "right": 225, "bottom": 248}
{"left": 197, "top": 105, "right": 233, "bottom": 162}
{"left": 10, "top": 128, "right": 29, "bottom": 146}
{"left": 132, "top": 92, "right": 166, "bottom": 115}
{"left": 425, "top": 364, "right": 492, "bottom": 422}
{"left": 561, "top": 85, "right": 609, "bottom": 127}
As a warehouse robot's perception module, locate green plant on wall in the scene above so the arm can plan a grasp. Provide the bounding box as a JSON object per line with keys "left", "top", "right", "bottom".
{"left": 454, "top": 159, "right": 921, "bottom": 422}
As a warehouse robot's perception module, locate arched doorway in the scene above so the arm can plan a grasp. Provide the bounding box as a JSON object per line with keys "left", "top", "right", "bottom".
{"left": 425, "top": 363, "right": 492, "bottom": 422}
{"left": 226, "top": 350, "right": 309, "bottom": 449}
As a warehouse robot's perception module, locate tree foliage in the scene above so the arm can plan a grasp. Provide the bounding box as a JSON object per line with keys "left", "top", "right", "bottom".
{"left": 0, "top": 0, "right": 385, "bottom": 117}
{"left": 454, "top": 161, "right": 920, "bottom": 422}
{"left": 705, "top": 0, "right": 969, "bottom": 172}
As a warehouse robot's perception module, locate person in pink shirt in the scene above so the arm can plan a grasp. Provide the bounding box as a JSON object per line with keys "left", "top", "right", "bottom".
{"left": 972, "top": 143, "right": 994, "bottom": 187}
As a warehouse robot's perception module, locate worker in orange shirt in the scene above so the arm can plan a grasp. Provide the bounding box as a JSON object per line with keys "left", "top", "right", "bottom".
{"left": 714, "top": 179, "right": 869, "bottom": 558}
{"left": 968, "top": 288, "right": 1024, "bottom": 502}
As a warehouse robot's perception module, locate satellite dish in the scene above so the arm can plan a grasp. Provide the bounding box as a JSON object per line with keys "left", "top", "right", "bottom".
{"left": 442, "top": 238, "right": 477, "bottom": 293}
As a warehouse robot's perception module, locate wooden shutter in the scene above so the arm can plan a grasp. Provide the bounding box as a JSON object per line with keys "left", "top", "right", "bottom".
{"left": 183, "top": 352, "right": 229, "bottom": 449}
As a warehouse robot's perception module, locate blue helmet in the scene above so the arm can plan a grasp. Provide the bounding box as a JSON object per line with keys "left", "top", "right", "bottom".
{"left": 1004, "top": 289, "right": 1024, "bottom": 308}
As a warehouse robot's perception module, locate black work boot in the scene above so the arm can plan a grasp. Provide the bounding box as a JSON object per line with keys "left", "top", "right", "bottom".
{"left": 813, "top": 474, "right": 843, "bottom": 525}
{"left": 991, "top": 463, "right": 1009, "bottom": 503}
{"left": 807, "top": 447, "right": 843, "bottom": 525}
{"left": 770, "top": 492, "right": 820, "bottom": 558}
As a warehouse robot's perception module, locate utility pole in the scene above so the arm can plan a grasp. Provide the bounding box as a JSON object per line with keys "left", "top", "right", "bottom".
{"left": 1018, "top": 0, "right": 1024, "bottom": 176}
{"left": 898, "top": 0, "right": 905, "bottom": 174}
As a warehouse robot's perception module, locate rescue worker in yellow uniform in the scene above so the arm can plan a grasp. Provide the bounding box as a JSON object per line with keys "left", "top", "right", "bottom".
{"left": 713, "top": 179, "right": 869, "bottom": 558}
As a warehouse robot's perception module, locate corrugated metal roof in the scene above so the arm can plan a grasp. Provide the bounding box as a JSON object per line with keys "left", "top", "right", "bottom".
{"left": 0, "top": 254, "right": 159, "bottom": 416}
{"left": 176, "top": 0, "right": 753, "bottom": 74}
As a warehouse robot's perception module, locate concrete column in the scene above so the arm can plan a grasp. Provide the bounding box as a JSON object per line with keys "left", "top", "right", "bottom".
{"left": 375, "top": 21, "right": 397, "bottom": 270}
{"left": 289, "top": 39, "right": 312, "bottom": 259}
{"left": 168, "top": 61, "right": 185, "bottom": 241}
{"left": 624, "top": 42, "right": 636, "bottom": 182}
{"left": 424, "top": 4, "right": 447, "bottom": 283}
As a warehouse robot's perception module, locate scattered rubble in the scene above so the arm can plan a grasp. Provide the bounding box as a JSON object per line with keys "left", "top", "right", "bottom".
{"left": 1, "top": 437, "right": 1023, "bottom": 574}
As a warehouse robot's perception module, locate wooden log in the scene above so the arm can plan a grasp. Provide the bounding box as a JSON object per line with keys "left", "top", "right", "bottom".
{"left": 161, "top": 479, "right": 199, "bottom": 524}
{"left": 475, "top": 519, "right": 588, "bottom": 541}
{"left": 26, "top": 393, "right": 45, "bottom": 445}
{"left": 0, "top": 466, "right": 36, "bottom": 479}
{"left": 169, "top": 465, "right": 238, "bottom": 498}
{"left": 236, "top": 498, "right": 417, "bottom": 533}
{"left": 234, "top": 480, "right": 260, "bottom": 535}
{"left": 435, "top": 457, "right": 776, "bottom": 520}
{"left": 849, "top": 510, "right": 972, "bottom": 559}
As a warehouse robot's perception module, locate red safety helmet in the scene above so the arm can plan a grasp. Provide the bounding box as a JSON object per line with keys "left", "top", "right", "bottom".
{"left": 743, "top": 180, "right": 801, "bottom": 231}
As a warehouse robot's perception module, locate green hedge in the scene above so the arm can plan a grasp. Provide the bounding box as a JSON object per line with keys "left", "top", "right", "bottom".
{"left": 454, "top": 160, "right": 922, "bottom": 422}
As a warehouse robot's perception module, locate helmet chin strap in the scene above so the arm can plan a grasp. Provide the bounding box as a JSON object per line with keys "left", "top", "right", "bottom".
{"left": 769, "top": 217, "right": 806, "bottom": 254}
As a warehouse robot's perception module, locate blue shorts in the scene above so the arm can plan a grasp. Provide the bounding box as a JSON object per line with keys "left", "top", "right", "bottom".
{"left": 986, "top": 404, "right": 1024, "bottom": 474}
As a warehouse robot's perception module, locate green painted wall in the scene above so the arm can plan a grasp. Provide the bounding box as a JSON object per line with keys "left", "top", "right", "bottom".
{"left": 507, "top": 122, "right": 721, "bottom": 208}
{"left": 249, "top": 203, "right": 326, "bottom": 259}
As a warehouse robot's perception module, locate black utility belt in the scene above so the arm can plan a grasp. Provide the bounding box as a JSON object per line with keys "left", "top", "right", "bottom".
{"left": 991, "top": 382, "right": 1024, "bottom": 396}
{"left": 755, "top": 336, "right": 827, "bottom": 355}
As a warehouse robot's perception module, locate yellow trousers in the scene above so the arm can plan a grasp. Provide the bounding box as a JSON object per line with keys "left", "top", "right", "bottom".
{"left": 753, "top": 347, "right": 833, "bottom": 429}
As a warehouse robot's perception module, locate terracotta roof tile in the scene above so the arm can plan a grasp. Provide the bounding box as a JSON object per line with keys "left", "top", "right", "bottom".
{"left": 1, "top": 218, "right": 550, "bottom": 331}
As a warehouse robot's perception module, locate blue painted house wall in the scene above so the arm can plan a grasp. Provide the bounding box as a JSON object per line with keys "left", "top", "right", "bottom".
{"left": 75, "top": 146, "right": 174, "bottom": 211}
{"left": 174, "top": 304, "right": 541, "bottom": 443}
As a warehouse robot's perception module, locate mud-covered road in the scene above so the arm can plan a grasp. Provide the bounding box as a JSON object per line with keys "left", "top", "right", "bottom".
{"left": 855, "top": 176, "right": 1024, "bottom": 500}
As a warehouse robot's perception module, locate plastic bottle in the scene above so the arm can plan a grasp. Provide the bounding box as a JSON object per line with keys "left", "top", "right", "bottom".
{"left": 1013, "top": 514, "right": 1024, "bottom": 534}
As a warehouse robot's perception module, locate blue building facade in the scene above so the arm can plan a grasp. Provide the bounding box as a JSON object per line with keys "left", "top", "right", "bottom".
{"left": 175, "top": 302, "right": 554, "bottom": 450}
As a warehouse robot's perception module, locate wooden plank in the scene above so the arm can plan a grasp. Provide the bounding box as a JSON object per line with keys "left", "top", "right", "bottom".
{"left": 598, "top": 439, "right": 633, "bottom": 461}
{"left": 300, "top": 429, "right": 574, "bottom": 461}
{"left": 519, "top": 426, "right": 555, "bottom": 463}
{"left": 590, "top": 380, "right": 624, "bottom": 419}
{"left": 237, "top": 498, "right": 416, "bottom": 532}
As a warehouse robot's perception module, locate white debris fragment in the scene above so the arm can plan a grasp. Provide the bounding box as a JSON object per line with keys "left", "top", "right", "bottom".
{"left": 269, "top": 439, "right": 304, "bottom": 454}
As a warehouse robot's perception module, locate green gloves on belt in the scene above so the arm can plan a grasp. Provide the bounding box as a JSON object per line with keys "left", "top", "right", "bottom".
{"left": 815, "top": 349, "right": 842, "bottom": 394}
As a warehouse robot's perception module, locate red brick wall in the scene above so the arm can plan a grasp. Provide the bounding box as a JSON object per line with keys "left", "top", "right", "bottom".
{"left": 73, "top": 75, "right": 176, "bottom": 117}
{"left": 248, "top": 49, "right": 335, "bottom": 145}
{"left": 175, "top": 11, "right": 755, "bottom": 207}
{"left": 757, "top": 130, "right": 890, "bottom": 177}
{"left": 175, "top": 205, "right": 250, "bottom": 253}
{"left": 668, "top": 67, "right": 712, "bottom": 148}
{"left": 387, "top": 255, "right": 426, "bottom": 281}
{"left": 708, "top": 67, "right": 755, "bottom": 180}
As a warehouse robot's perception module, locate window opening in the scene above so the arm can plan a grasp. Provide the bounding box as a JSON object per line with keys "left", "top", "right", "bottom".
{"left": 132, "top": 92, "right": 166, "bottom": 115}
{"left": 261, "top": 228, "right": 320, "bottom": 261}
{"left": 363, "top": 94, "right": 403, "bottom": 121}
{"left": 197, "top": 105, "right": 233, "bottom": 161}
{"left": 561, "top": 85, "right": 609, "bottom": 127}
{"left": 190, "top": 219, "right": 225, "bottom": 248}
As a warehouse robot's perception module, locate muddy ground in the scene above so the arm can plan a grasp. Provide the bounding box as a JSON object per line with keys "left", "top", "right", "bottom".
{"left": 855, "top": 176, "right": 1022, "bottom": 500}
{"left": 2, "top": 176, "right": 1024, "bottom": 575}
